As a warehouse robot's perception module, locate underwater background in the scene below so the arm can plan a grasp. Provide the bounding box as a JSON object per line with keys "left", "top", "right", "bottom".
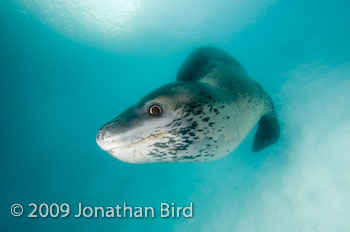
{"left": 1, "top": 0, "right": 349, "bottom": 231}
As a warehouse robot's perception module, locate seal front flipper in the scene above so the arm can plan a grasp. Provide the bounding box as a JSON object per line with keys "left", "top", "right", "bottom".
{"left": 252, "top": 103, "right": 280, "bottom": 152}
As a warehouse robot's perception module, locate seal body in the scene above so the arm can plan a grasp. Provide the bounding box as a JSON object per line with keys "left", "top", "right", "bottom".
{"left": 96, "top": 47, "right": 280, "bottom": 163}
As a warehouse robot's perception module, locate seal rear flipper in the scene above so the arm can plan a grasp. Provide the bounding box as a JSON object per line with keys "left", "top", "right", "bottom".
{"left": 252, "top": 110, "right": 280, "bottom": 152}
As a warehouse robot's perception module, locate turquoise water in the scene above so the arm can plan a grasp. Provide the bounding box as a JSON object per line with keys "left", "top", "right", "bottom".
{"left": 1, "top": 0, "right": 350, "bottom": 231}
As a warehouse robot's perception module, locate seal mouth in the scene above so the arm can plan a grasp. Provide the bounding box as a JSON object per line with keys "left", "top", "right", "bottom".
{"left": 105, "top": 132, "right": 168, "bottom": 151}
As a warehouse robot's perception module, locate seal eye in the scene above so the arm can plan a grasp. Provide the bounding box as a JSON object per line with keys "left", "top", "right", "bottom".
{"left": 148, "top": 105, "right": 162, "bottom": 116}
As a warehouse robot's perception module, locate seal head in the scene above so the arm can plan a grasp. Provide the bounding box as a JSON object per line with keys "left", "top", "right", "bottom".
{"left": 97, "top": 81, "right": 234, "bottom": 163}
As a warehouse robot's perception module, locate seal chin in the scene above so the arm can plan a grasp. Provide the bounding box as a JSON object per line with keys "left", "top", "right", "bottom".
{"left": 96, "top": 131, "right": 169, "bottom": 156}
{"left": 107, "top": 147, "right": 151, "bottom": 164}
{"left": 96, "top": 135, "right": 132, "bottom": 152}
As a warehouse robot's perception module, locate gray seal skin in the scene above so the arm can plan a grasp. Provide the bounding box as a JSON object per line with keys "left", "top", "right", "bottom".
{"left": 96, "top": 47, "right": 280, "bottom": 163}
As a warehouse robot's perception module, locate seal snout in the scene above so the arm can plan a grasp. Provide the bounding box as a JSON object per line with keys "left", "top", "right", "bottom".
{"left": 96, "top": 128, "right": 109, "bottom": 150}
{"left": 96, "top": 129, "right": 103, "bottom": 141}
{"left": 96, "top": 121, "right": 121, "bottom": 150}
{"left": 96, "top": 125, "right": 111, "bottom": 142}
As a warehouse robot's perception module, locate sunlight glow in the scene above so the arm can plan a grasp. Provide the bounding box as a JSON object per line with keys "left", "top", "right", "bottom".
{"left": 18, "top": 0, "right": 141, "bottom": 37}
{"left": 16, "top": 0, "right": 272, "bottom": 53}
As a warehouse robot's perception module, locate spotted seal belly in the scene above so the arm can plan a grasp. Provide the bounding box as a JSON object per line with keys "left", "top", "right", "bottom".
{"left": 96, "top": 47, "right": 280, "bottom": 163}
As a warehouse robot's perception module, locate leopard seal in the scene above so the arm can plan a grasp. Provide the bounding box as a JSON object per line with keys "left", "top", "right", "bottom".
{"left": 96, "top": 47, "right": 280, "bottom": 163}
